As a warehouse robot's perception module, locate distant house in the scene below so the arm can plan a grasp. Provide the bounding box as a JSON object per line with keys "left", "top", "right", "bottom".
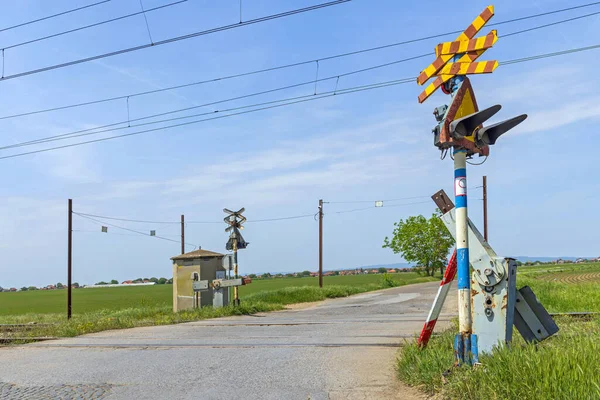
{"left": 387, "top": 269, "right": 397, "bottom": 273}
{"left": 122, "top": 280, "right": 133, "bottom": 285}
{"left": 310, "top": 272, "right": 318, "bottom": 277}
{"left": 370, "top": 269, "right": 378, "bottom": 274}
{"left": 10, "top": 288, "right": 17, "bottom": 292}
{"left": 556, "top": 259, "right": 565, "bottom": 264}
{"left": 324, "top": 271, "right": 334, "bottom": 277}
{"left": 575, "top": 258, "right": 586, "bottom": 263}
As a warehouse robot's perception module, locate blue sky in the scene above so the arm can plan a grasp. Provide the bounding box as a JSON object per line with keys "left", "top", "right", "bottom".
{"left": 0, "top": 0, "right": 599, "bottom": 288}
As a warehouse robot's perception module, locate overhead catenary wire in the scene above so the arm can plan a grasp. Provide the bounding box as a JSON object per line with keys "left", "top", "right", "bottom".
{"left": 1, "top": 1, "right": 186, "bottom": 52}
{"left": 2, "top": 32, "right": 600, "bottom": 161}
{"left": 0, "top": 1, "right": 111, "bottom": 33}
{"left": 0, "top": 59, "right": 422, "bottom": 151}
{"left": 0, "top": 0, "right": 350, "bottom": 83}
{"left": 4, "top": 38, "right": 600, "bottom": 155}
{"left": 2, "top": 1, "right": 600, "bottom": 121}
{"left": 0, "top": 78, "right": 415, "bottom": 160}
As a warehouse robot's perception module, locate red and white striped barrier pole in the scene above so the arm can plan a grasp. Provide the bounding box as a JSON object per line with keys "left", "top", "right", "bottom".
{"left": 417, "top": 249, "right": 458, "bottom": 348}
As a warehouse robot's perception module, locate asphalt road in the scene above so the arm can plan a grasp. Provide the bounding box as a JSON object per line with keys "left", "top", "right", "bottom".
{"left": 0, "top": 281, "right": 456, "bottom": 400}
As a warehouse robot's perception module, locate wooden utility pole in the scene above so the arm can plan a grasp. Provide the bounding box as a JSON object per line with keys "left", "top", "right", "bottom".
{"left": 483, "top": 176, "right": 488, "bottom": 242}
{"left": 181, "top": 214, "right": 185, "bottom": 255}
{"left": 318, "top": 199, "right": 323, "bottom": 288}
{"left": 67, "top": 199, "right": 73, "bottom": 320}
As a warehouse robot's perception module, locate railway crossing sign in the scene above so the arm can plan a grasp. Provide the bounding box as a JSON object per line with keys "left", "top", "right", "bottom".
{"left": 417, "top": 5, "right": 497, "bottom": 104}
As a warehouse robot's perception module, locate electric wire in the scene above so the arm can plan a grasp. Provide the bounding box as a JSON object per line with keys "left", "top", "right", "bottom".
{"left": 0, "top": 78, "right": 414, "bottom": 160}
{"left": 75, "top": 211, "right": 320, "bottom": 224}
{"left": 327, "top": 196, "right": 431, "bottom": 204}
{"left": 2, "top": 1, "right": 599, "bottom": 120}
{"left": 1, "top": 1, "right": 186, "bottom": 51}
{"left": 0, "top": 60, "right": 420, "bottom": 151}
{"left": 335, "top": 200, "right": 431, "bottom": 214}
{"left": 5, "top": 37, "right": 600, "bottom": 154}
{"left": 0, "top": 1, "right": 111, "bottom": 33}
{"left": 74, "top": 212, "right": 197, "bottom": 247}
{"left": 1, "top": 13, "right": 600, "bottom": 157}
{"left": 0, "top": 0, "right": 350, "bottom": 83}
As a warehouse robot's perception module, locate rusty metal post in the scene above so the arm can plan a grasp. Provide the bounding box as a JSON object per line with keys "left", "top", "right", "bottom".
{"left": 181, "top": 214, "right": 185, "bottom": 255}
{"left": 67, "top": 199, "right": 73, "bottom": 320}
{"left": 319, "top": 199, "right": 323, "bottom": 288}
{"left": 483, "top": 176, "right": 488, "bottom": 242}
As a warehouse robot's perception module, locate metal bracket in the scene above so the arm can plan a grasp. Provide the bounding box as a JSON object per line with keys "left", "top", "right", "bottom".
{"left": 514, "top": 286, "right": 559, "bottom": 343}
{"left": 192, "top": 280, "right": 209, "bottom": 292}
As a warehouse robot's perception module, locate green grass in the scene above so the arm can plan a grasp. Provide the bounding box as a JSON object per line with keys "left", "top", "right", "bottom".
{"left": 0, "top": 272, "right": 436, "bottom": 340}
{"left": 0, "top": 272, "right": 434, "bottom": 317}
{"left": 396, "top": 267, "right": 600, "bottom": 399}
{"left": 398, "top": 319, "right": 600, "bottom": 399}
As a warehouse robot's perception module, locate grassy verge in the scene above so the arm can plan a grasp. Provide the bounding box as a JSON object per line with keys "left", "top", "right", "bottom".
{"left": 1, "top": 274, "right": 418, "bottom": 341}
{"left": 396, "top": 272, "right": 600, "bottom": 399}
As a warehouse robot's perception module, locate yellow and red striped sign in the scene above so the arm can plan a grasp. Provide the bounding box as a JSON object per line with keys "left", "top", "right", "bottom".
{"left": 435, "top": 30, "right": 497, "bottom": 57}
{"left": 416, "top": 5, "right": 499, "bottom": 103}
{"left": 417, "top": 5, "right": 494, "bottom": 86}
{"left": 436, "top": 60, "right": 498, "bottom": 76}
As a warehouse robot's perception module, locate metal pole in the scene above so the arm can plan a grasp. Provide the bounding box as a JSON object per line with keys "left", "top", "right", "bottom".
{"left": 318, "top": 199, "right": 323, "bottom": 288}
{"left": 483, "top": 176, "right": 488, "bottom": 242}
{"left": 454, "top": 149, "right": 472, "bottom": 362}
{"left": 233, "top": 238, "right": 239, "bottom": 306}
{"left": 67, "top": 199, "right": 73, "bottom": 320}
{"left": 181, "top": 214, "right": 185, "bottom": 255}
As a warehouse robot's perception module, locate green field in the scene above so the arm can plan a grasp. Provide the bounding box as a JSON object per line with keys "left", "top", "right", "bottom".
{"left": 396, "top": 262, "right": 600, "bottom": 399}
{"left": 0, "top": 272, "right": 435, "bottom": 317}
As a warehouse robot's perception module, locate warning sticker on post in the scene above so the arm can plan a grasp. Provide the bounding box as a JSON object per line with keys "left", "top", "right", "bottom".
{"left": 455, "top": 177, "right": 467, "bottom": 196}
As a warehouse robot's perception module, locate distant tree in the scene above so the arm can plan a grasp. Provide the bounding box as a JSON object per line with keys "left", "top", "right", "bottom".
{"left": 56, "top": 282, "right": 64, "bottom": 289}
{"left": 301, "top": 270, "right": 311, "bottom": 276}
{"left": 158, "top": 277, "right": 167, "bottom": 284}
{"left": 285, "top": 273, "right": 294, "bottom": 278}
{"left": 133, "top": 278, "right": 143, "bottom": 283}
{"left": 20, "top": 287, "right": 28, "bottom": 291}
{"left": 249, "top": 274, "right": 257, "bottom": 279}
{"left": 110, "top": 280, "right": 119, "bottom": 285}
{"left": 167, "top": 278, "right": 173, "bottom": 284}
{"left": 261, "top": 272, "right": 272, "bottom": 279}
{"left": 378, "top": 267, "right": 388, "bottom": 274}
{"left": 383, "top": 211, "right": 454, "bottom": 277}
{"left": 73, "top": 282, "right": 80, "bottom": 288}
{"left": 95, "top": 281, "right": 108, "bottom": 285}
{"left": 28, "top": 286, "right": 38, "bottom": 291}
{"left": 150, "top": 277, "right": 158, "bottom": 283}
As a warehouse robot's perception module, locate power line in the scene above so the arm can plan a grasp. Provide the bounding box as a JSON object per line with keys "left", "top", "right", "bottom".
{"left": 245, "top": 214, "right": 315, "bottom": 223}
{"left": 335, "top": 200, "right": 431, "bottom": 214}
{"left": 75, "top": 211, "right": 320, "bottom": 224}
{"left": 74, "top": 212, "right": 197, "bottom": 247}
{"left": 2, "top": 1, "right": 599, "bottom": 120}
{"left": 2, "top": 31, "right": 600, "bottom": 161}
{"left": 502, "top": 9, "right": 600, "bottom": 38}
{"left": 5, "top": 36, "right": 600, "bottom": 156}
{"left": 501, "top": 43, "right": 600, "bottom": 65}
{"left": 74, "top": 212, "right": 181, "bottom": 224}
{"left": 0, "top": 0, "right": 350, "bottom": 83}
{"left": 1, "top": 1, "right": 187, "bottom": 51}
{"left": 0, "top": 1, "right": 111, "bottom": 33}
{"left": 0, "top": 78, "right": 414, "bottom": 160}
{"left": 0, "top": 59, "right": 421, "bottom": 151}
{"left": 327, "top": 196, "right": 431, "bottom": 204}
